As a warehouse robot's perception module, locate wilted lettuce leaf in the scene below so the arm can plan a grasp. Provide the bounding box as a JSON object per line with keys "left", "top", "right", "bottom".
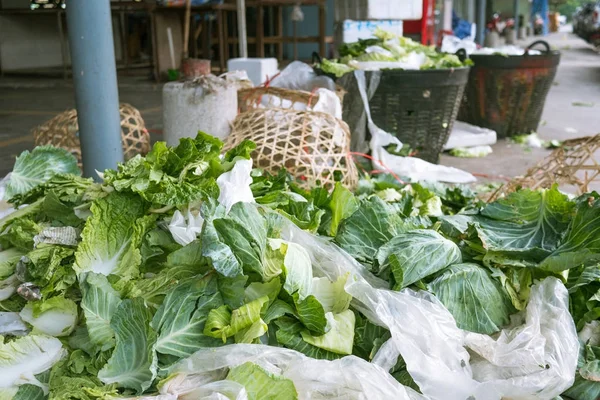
{"left": 335, "top": 196, "right": 410, "bottom": 264}
{"left": 0, "top": 334, "right": 65, "bottom": 395}
{"left": 268, "top": 239, "right": 313, "bottom": 301}
{"left": 245, "top": 278, "right": 281, "bottom": 305}
{"left": 226, "top": 361, "right": 298, "bottom": 400}
{"left": 564, "top": 339, "right": 600, "bottom": 400}
{"left": 204, "top": 296, "right": 269, "bottom": 343}
{"left": 103, "top": 133, "right": 223, "bottom": 207}
{"left": 127, "top": 265, "right": 201, "bottom": 310}
{"left": 329, "top": 183, "right": 359, "bottom": 237}
{"left": 311, "top": 274, "right": 352, "bottom": 314}
{"left": 319, "top": 59, "right": 355, "bottom": 78}
{"left": 428, "top": 263, "right": 515, "bottom": 334}
{"left": 151, "top": 274, "right": 224, "bottom": 358}
{"left": 473, "top": 187, "right": 574, "bottom": 261}
{"left": 293, "top": 293, "right": 327, "bottom": 335}
{"left": 0, "top": 248, "right": 24, "bottom": 279}
{"left": 98, "top": 298, "right": 158, "bottom": 393}
{"left": 274, "top": 317, "right": 342, "bottom": 360}
{"left": 0, "top": 217, "right": 42, "bottom": 251}
{"left": 375, "top": 229, "right": 462, "bottom": 288}
{"left": 48, "top": 349, "right": 118, "bottom": 400}
{"left": 13, "top": 370, "right": 48, "bottom": 400}
{"left": 80, "top": 273, "right": 122, "bottom": 351}
{"left": 4, "top": 146, "right": 80, "bottom": 201}
{"left": 23, "top": 244, "right": 76, "bottom": 297}
{"left": 20, "top": 296, "right": 78, "bottom": 337}
{"left": 301, "top": 310, "right": 355, "bottom": 355}
{"left": 73, "top": 192, "right": 150, "bottom": 281}
{"left": 541, "top": 194, "right": 600, "bottom": 272}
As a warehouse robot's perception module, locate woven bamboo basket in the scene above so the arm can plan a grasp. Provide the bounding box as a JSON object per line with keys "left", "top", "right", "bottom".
{"left": 226, "top": 87, "right": 358, "bottom": 191}
{"left": 33, "top": 103, "right": 151, "bottom": 166}
{"left": 487, "top": 134, "right": 600, "bottom": 202}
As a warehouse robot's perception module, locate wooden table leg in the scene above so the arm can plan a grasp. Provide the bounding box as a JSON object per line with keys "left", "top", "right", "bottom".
{"left": 256, "top": 4, "right": 264, "bottom": 58}
{"left": 223, "top": 9, "right": 229, "bottom": 64}
{"left": 201, "top": 16, "right": 209, "bottom": 60}
{"left": 57, "top": 10, "right": 69, "bottom": 80}
{"left": 318, "top": 1, "right": 326, "bottom": 58}
{"left": 217, "top": 10, "right": 226, "bottom": 73}
{"left": 150, "top": 10, "right": 160, "bottom": 82}
{"left": 277, "top": 5, "right": 283, "bottom": 61}
{"left": 119, "top": 10, "right": 130, "bottom": 75}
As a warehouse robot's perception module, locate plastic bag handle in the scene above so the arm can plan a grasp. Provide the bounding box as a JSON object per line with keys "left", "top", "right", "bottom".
{"left": 455, "top": 48, "right": 468, "bottom": 63}
{"left": 312, "top": 51, "right": 323, "bottom": 65}
{"left": 525, "top": 40, "right": 551, "bottom": 54}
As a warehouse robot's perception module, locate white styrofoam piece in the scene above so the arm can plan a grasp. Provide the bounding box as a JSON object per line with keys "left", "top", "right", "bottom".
{"left": 444, "top": 121, "right": 498, "bottom": 150}
{"left": 334, "top": 0, "right": 422, "bottom": 21}
{"left": 227, "top": 58, "right": 279, "bottom": 86}
{"left": 338, "top": 20, "right": 403, "bottom": 44}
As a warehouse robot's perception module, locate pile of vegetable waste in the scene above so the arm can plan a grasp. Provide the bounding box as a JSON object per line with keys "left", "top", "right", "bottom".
{"left": 0, "top": 134, "right": 598, "bottom": 400}
{"left": 317, "top": 28, "right": 471, "bottom": 78}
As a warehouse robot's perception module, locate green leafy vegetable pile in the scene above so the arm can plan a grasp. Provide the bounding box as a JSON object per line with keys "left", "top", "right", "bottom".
{"left": 0, "top": 137, "right": 598, "bottom": 399}
{"left": 317, "top": 28, "right": 471, "bottom": 78}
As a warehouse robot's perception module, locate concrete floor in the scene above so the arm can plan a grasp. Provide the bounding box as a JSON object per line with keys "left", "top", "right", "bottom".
{"left": 441, "top": 29, "right": 600, "bottom": 180}
{"left": 0, "top": 29, "right": 599, "bottom": 181}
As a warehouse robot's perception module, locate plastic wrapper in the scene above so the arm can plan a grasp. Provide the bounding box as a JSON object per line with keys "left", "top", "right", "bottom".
{"left": 269, "top": 61, "right": 336, "bottom": 93}
{"left": 159, "top": 344, "right": 425, "bottom": 400}
{"left": 465, "top": 277, "right": 579, "bottom": 399}
{"left": 0, "top": 312, "right": 28, "bottom": 336}
{"left": 216, "top": 159, "right": 255, "bottom": 213}
{"left": 168, "top": 209, "right": 204, "bottom": 246}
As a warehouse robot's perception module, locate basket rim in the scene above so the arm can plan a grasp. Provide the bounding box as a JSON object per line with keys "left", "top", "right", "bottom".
{"left": 236, "top": 106, "right": 352, "bottom": 132}
{"left": 469, "top": 51, "right": 561, "bottom": 59}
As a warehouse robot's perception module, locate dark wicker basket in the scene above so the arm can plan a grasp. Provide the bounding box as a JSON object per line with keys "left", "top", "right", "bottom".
{"left": 458, "top": 41, "right": 561, "bottom": 139}
{"left": 339, "top": 68, "right": 471, "bottom": 164}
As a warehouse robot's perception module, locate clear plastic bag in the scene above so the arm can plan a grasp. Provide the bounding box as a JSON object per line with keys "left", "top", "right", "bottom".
{"left": 281, "top": 221, "right": 579, "bottom": 400}
{"left": 159, "top": 344, "right": 425, "bottom": 400}
{"left": 465, "top": 277, "right": 579, "bottom": 399}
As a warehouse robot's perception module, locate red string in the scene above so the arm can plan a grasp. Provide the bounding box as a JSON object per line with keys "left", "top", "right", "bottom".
{"left": 239, "top": 71, "right": 284, "bottom": 114}
{"left": 472, "top": 173, "right": 511, "bottom": 182}
{"left": 349, "top": 152, "right": 405, "bottom": 185}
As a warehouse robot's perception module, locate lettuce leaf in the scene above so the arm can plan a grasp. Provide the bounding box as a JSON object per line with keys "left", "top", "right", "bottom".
{"left": 429, "top": 263, "right": 515, "bottom": 334}
{"left": 375, "top": 230, "right": 462, "bottom": 288}
{"left": 73, "top": 192, "right": 150, "bottom": 280}
{"left": 80, "top": 273, "right": 122, "bottom": 350}
{"left": 0, "top": 334, "right": 65, "bottom": 394}
{"left": 4, "top": 146, "right": 80, "bottom": 201}
{"left": 151, "top": 274, "right": 224, "bottom": 358}
{"left": 98, "top": 298, "right": 158, "bottom": 393}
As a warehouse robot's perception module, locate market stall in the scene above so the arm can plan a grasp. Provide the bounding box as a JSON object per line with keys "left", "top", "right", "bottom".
{"left": 1, "top": 2, "right": 597, "bottom": 400}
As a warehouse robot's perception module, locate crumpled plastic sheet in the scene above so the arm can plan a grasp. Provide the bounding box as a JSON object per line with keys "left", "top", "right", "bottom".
{"left": 168, "top": 209, "right": 204, "bottom": 246}
{"left": 465, "top": 277, "right": 579, "bottom": 399}
{"left": 280, "top": 222, "right": 579, "bottom": 400}
{"left": 269, "top": 61, "right": 336, "bottom": 93}
{"left": 216, "top": 159, "right": 255, "bottom": 213}
{"left": 0, "top": 312, "right": 28, "bottom": 336}
{"left": 158, "top": 345, "right": 425, "bottom": 400}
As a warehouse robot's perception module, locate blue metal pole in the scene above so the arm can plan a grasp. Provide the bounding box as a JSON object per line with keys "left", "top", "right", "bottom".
{"left": 66, "top": 0, "right": 123, "bottom": 178}
{"left": 476, "top": 0, "right": 486, "bottom": 45}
